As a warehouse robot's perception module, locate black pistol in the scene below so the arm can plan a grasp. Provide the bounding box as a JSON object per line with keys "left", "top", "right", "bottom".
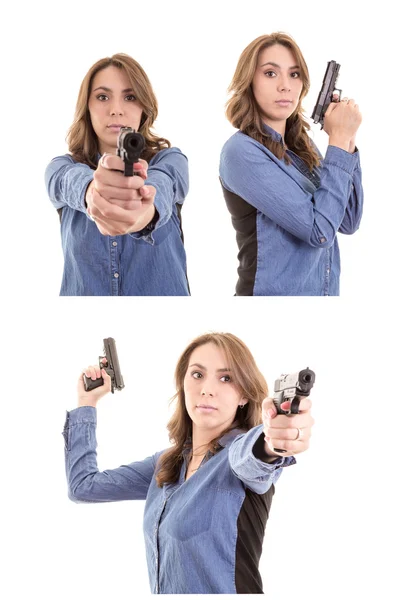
{"left": 83, "top": 337, "right": 125, "bottom": 394}
{"left": 311, "top": 61, "right": 342, "bottom": 128}
{"left": 272, "top": 368, "right": 315, "bottom": 453}
{"left": 117, "top": 127, "right": 146, "bottom": 177}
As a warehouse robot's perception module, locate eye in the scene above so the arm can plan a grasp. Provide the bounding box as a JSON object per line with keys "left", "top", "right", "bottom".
{"left": 291, "top": 71, "right": 301, "bottom": 78}
{"left": 96, "top": 94, "right": 108, "bottom": 101}
{"left": 125, "top": 94, "right": 137, "bottom": 101}
{"left": 264, "top": 70, "right": 276, "bottom": 77}
{"left": 191, "top": 371, "right": 203, "bottom": 379}
{"left": 220, "top": 375, "right": 232, "bottom": 383}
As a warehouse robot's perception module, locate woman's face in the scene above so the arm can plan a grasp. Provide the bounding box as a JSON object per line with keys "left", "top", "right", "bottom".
{"left": 88, "top": 65, "right": 143, "bottom": 155}
{"left": 183, "top": 343, "right": 247, "bottom": 437}
{"left": 252, "top": 43, "right": 303, "bottom": 137}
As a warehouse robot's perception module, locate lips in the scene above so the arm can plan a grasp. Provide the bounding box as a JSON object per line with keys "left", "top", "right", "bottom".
{"left": 196, "top": 404, "right": 217, "bottom": 410}
{"left": 275, "top": 100, "right": 292, "bottom": 105}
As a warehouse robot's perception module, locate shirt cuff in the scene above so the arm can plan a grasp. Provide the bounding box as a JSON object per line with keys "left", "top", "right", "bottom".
{"left": 325, "top": 145, "right": 360, "bottom": 175}
{"left": 66, "top": 406, "right": 97, "bottom": 426}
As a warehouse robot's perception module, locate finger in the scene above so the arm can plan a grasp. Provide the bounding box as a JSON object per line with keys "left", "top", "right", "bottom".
{"left": 264, "top": 426, "right": 312, "bottom": 441}
{"left": 332, "top": 93, "right": 340, "bottom": 102}
{"left": 84, "top": 366, "right": 98, "bottom": 381}
{"left": 268, "top": 438, "right": 309, "bottom": 454}
{"left": 95, "top": 168, "right": 146, "bottom": 191}
{"left": 100, "top": 153, "right": 125, "bottom": 171}
{"left": 262, "top": 398, "right": 277, "bottom": 419}
{"left": 138, "top": 158, "right": 149, "bottom": 170}
{"left": 264, "top": 412, "right": 314, "bottom": 430}
{"left": 139, "top": 185, "right": 156, "bottom": 200}
{"left": 99, "top": 185, "right": 143, "bottom": 202}
{"left": 91, "top": 190, "right": 144, "bottom": 223}
{"left": 347, "top": 99, "right": 356, "bottom": 107}
{"left": 324, "top": 102, "right": 339, "bottom": 116}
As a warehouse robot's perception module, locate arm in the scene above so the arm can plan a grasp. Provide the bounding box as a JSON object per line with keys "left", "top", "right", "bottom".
{"left": 45, "top": 155, "right": 94, "bottom": 213}
{"left": 228, "top": 424, "right": 295, "bottom": 495}
{"left": 338, "top": 151, "right": 363, "bottom": 234}
{"left": 63, "top": 406, "right": 158, "bottom": 503}
{"left": 128, "top": 147, "right": 189, "bottom": 243}
{"left": 220, "top": 134, "right": 360, "bottom": 248}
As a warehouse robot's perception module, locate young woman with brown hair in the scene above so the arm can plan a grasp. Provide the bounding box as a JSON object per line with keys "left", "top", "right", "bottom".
{"left": 63, "top": 332, "right": 314, "bottom": 593}
{"left": 45, "top": 54, "right": 189, "bottom": 296}
{"left": 219, "top": 33, "right": 363, "bottom": 296}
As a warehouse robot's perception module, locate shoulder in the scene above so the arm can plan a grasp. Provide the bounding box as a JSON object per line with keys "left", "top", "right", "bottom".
{"left": 221, "top": 131, "right": 273, "bottom": 165}
{"left": 149, "top": 146, "right": 188, "bottom": 166}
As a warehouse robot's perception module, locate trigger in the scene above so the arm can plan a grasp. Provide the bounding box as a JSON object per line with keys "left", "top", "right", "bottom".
{"left": 291, "top": 398, "right": 301, "bottom": 414}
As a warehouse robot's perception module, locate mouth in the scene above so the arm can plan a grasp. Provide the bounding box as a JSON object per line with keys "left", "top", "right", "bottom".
{"left": 196, "top": 404, "right": 217, "bottom": 411}
{"left": 107, "top": 124, "right": 126, "bottom": 131}
{"left": 275, "top": 100, "right": 292, "bottom": 106}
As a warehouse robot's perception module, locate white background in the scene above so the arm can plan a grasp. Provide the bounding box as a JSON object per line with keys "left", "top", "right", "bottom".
{"left": 0, "top": 1, "right": 399, "bottom": 599}
{"left": 2, "top": 299, "right": 400, "bottom": 599}
{"left": 1, "top": 0, "right": 399, "bottom": 299}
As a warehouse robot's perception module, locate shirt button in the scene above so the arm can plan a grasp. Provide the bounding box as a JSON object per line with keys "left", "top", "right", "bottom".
{"left": 114, "top": 273, "right": 119, "bottom": 278}
{"left": 327, "top": 268, "right": 330, "bottom": 274}
{"left": 112, "top": 241, "right": 117, "bottom": 247}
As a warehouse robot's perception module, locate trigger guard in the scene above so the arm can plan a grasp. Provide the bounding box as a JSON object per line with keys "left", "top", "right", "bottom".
{"left": 290, "top": 397, "right": 301, "bottom": 414}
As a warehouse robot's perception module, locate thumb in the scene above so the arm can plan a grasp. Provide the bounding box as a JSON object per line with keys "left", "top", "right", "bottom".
{"left": 324, "top": 102, "right": 338, "bottom": 117}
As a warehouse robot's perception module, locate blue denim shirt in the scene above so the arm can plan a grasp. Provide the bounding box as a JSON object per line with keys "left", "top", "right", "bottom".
{"left": 219, "top": 125, "right": 363, "bottom": 296}
{"left": 64, "top": 406, "right": 295, "bottom": 594}
{"left": 45, "top": 148, "right": 189, "bottom": 296}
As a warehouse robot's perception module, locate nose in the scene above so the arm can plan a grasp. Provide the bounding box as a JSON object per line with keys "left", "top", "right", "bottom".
{"left": 110, "top": 101, "right": 124, "bottom": 116}
{"left": 201, "top": 387, "right": 214, "bottom": 398}
{"left": 278, "top": 74, "right": 291, "bottom": 92}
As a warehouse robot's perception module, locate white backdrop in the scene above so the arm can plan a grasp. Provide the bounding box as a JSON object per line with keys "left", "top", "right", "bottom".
{"left": 0, "top": 1, "right": 399, "bottom": 599}
{"left": 1, "top": 0, "right": 398, "bottom": 299}
{"left": 2, "top": 298, "right": 399, "bottom": 599}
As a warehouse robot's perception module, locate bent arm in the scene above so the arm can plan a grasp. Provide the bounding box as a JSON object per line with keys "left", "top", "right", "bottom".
{"left": 339, "top": 153, "right": 363, "bottom": 234}
{"left": 45, "top": 155, "right": 94, "bottom": 213}
{"left": 228, "top": 424, "right": 295, "bottom": 494}
{"left": 63, "top": 406, "right": 156, "bottom": 503}
{"left": 220, "top": 135, "right": 360, "bottom": 248}
{"left": 129, "top": 147, "right": 188, "bottom": 243}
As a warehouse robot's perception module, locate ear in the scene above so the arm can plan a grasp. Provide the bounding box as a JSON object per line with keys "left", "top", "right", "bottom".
{"left": 239, "top": 398, "right": 249, "bottom": 408}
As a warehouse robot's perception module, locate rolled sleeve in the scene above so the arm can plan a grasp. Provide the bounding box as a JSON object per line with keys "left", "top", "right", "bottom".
{"left": 45, "top": 155, "right": 93, "bottom": 214}
{"left": 228, "top": 424, "right": 295, "bottom": 494}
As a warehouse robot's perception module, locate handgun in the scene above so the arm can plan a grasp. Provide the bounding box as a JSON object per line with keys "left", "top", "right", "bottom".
{"left": 311, "top": 61, "right": 342, "bottom": 128}
{"left": 83, "top": 337, "right": 125, "bottom": 394}
{"left": 117, "top": 127, "right": 146, "bottom": 177}
{"left": 272, "top": 367, "right": 315, "bottom": 453}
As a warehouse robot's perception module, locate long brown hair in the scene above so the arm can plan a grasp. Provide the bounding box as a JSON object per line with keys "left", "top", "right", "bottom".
{"left": 66, "top": 53, "right": 171, "bottom": 169}
{"left": 226, "top": 33, "right": 320, "bottom": 170}
{"left": 156, "top": 332, "right": 268, "bottom": 487}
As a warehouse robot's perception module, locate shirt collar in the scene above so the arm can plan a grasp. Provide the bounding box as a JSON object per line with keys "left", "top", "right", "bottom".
{"left": 183, "top": 427, "right": 246, "bottom": 454}
{"left": 262, "top": 122, "right": 284, "bottom": 145}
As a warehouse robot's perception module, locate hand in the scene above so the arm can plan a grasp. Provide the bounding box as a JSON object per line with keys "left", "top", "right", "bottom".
{"left": 77, "top": 359, "right": 112, "bottom": 407}
{"left": 262, "top": 396, "right": 314, "bottom": 457}
{"left": 323, "top": 97, "right": 362, "bottom": 150}
{"left": 85, "top": 154, "right": 156, "bottom": 236}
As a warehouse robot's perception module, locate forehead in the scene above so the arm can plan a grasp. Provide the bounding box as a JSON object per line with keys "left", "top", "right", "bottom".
{"left": 91, "top": 65, "right": 131, "bottom": 91}
{"left": 257, "top": 43, "right": 298, "bottom": 67}
{"left": 188, "top": 343, "right": 229, "bottom": 368}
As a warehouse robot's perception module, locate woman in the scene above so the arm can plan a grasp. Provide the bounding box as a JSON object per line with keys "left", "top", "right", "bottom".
{"left": 64, "top": 332, "right": 315, "bottom": 594}
{"left": 219, "top": 33, "right": 363, "bottom": 296}
{"left": 45, "top": 53, "right": 189, "bottom": 296}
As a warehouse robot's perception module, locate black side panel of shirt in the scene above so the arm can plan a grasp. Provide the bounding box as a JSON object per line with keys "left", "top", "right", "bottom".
{"left": 220, "top": 180, "right": 257, "bottom": 296}
{"left": 235, "top": 484, "right": 275, "bottom": 593}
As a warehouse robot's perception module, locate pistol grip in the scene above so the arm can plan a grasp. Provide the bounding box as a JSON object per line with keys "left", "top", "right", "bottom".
{"left": 83, "top": 375, "right": 104, "bottom": 392}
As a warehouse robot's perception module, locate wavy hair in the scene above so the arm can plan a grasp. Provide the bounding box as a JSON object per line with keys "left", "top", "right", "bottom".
{"left": 226, "top": 33, "right": 320, "bottom": 170}
{"left": 155, "top": 332, "right": 268, "bottom": 487}
{"left": 66, "top": 53, "right": 170, "bottom": 168}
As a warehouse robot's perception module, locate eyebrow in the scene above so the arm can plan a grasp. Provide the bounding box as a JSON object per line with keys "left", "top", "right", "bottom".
{"left": 260, "top": 61, "right": 300, "bottom": 69}
{"left": 92, "top": 86, "right": 134, "bottom": 93}
{"left": 189, "top": 363, "right": 231, "bottom": 373}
